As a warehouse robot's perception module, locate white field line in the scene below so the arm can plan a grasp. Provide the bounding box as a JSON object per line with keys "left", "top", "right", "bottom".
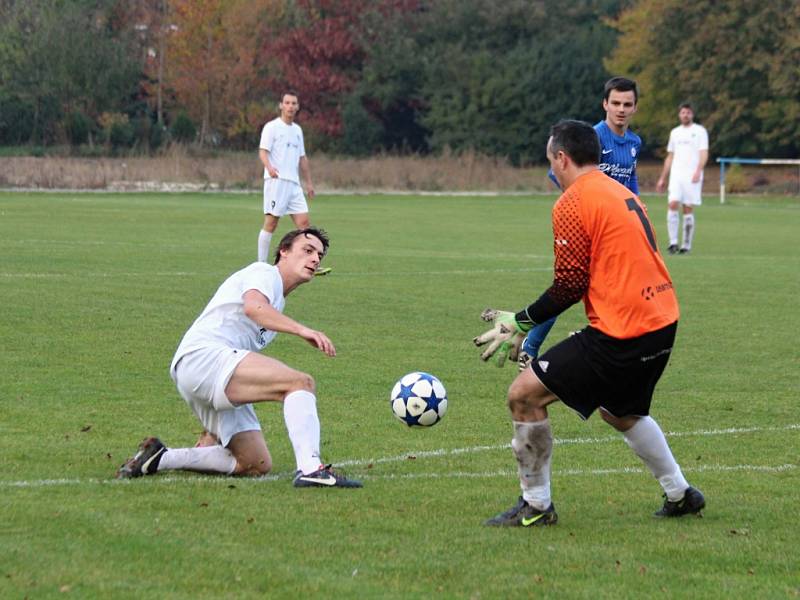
{"left": 0, "top": 271, "right": 199, "bottom": 279}
{"left": 369, "top": 463, "right": 798, "bottom": 482}
{"left": 335, "top": 423, "right": 800, "bottom": 468}
{"left": 0, "top": 267, "right": 554, "bottom": 279}
{"left": 2, "top": 251, "right": 796, "bottom": 280}
{"left": 2, "top": 463, "right": 795, "bottom": 490}
{"left": 1, "top": 424, "right": 797, "bottom": 489}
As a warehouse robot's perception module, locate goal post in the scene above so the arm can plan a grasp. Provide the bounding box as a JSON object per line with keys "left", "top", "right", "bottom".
{"left": 717, "top": 157, "right": 800, "bottom": 204}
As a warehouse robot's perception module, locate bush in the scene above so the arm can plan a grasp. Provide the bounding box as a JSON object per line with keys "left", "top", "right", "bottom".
{"left": 170, "top": 112, "right": 196, "bottom": 144}
{"left": 132, "top": 116, "right": 151, "bottom": 150}
{"left": 725, "top": 164, "right": 749, "bottom": 193}
{"left": 75, "top": 144, "right": 104, "bottom": 158}
{"left": 149, "top": 122, "right": 166, "bottom": 151}
{"left": 109, "top": 121, "right": 135, "bottom": 150}
{"left": 64, "top": 111, "right": 92, "bottom": 146}
{"left": 340, "top": 95, "right": 383, "bottom": 156}
{"left": 0, "top": 96, "right": 35, "bottom": 145}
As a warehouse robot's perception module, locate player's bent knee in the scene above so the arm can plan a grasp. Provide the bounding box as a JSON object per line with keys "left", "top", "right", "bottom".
{"left": 599, "top": 408, "right": 637, "bottom": 432}
{"left": 507, "top": 373, "right": 552, "bottom": 419}
{"left": 599, "top": 407, "right": 616, "bottom": 425}
{"left": 292, "top": 214, "right": 310, "bottom": 228}
{"left": 234, "top": 454, "right": 273, "bottom": 476}
{"left": 507, "top": 384, "right": 535, "bottom": 414}
{"left": 287, "top": 372, "right": 315, "bottom": 395}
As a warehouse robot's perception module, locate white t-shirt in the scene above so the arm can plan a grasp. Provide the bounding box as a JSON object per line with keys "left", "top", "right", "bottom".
{"left": 667, "top": 123, "right": 709, "bottom": 181}
{"left": 170, "top": 263, "right": 286, "bottom": 375}
{"left": 259, "top": 117, "right": 305, "bottom": 184}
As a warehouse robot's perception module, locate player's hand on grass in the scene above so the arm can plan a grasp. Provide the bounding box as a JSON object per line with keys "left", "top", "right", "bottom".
{"left": 473, "top": 308, "right": 530, "bottom": 367}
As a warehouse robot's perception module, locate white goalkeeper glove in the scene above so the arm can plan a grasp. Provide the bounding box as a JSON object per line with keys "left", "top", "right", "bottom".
{"left": 473, "top": 308, "right": 531, "bottom": 367}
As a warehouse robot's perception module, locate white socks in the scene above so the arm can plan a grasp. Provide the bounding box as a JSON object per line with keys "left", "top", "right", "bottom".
{"left": 511, "top": 420, "right": 553, "bottom": 510}
{"left": 667, "top": 209, "right": 680, "bottom": 246}
{"left": 623, "top": 416, "right": 689, "bottom": 501}
{"left": 257, "top": 229, "right": 272, "bottom": 262}
{"left": 510, "top": 416, "right": 690, "bottom": 506}
{"left": 681, "top": 213, "right": 695, "bottom": 250}
{"left": 283, "top": 390, "right": 322, "bottom": 475}
{"left": 158, "top": 446, "right": 237, "bottom": 475}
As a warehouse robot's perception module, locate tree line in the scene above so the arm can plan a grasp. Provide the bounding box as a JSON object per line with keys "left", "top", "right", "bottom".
{"left": 0, "top": 0, "right": 797, "bottom": 162}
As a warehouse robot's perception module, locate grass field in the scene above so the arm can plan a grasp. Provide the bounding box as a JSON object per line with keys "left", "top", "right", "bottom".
{"left": 1, "top": 190, "right": 798, "bottom": 599}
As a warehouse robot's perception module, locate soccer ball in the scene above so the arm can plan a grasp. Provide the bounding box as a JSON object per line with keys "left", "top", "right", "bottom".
{"left": 390, "top": 372, "right": 448, "bottom": 427}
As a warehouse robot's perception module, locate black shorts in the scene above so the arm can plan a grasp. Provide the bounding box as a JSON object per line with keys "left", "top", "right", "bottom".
{"left": 530, "top": 322, "right": 678, "bottom": 420}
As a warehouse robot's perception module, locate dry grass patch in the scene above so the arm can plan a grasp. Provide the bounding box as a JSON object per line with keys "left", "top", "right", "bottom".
{"left": 3, "top": 145, "right": 795, "bottom": 194}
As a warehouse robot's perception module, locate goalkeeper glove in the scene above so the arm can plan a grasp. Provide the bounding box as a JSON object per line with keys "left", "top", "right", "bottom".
{"left": 473, "top": 308, "right": 532, "bottom": 367}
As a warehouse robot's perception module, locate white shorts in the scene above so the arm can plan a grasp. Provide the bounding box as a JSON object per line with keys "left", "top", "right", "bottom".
{"left": 263, "top": 178, "right": 308, "bottom": 216}
{"left": 172, "top": 345, "right": 261, "bottom": 447}
{"left": 668, "top": 178, "right": 703, "bottom": 206}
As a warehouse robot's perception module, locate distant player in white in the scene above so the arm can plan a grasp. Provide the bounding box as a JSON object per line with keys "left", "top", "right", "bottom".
{"left": 118, "top": 227, "right": 361, "bottom": 488}
{"left": 257, "top": 91, "right": 320, "bottom": 267}
{"left": 656, "top": 103, "right": 709, "bottom": 254}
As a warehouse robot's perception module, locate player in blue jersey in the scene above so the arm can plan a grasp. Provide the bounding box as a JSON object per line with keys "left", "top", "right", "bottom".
{"left": 519, "top": 78, "right": 642, "bottom": 371}
{"left": 595, "top": 77, "right": 641, "bottom": 194}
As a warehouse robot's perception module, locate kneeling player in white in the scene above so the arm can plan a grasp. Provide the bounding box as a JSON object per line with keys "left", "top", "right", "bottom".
{"left": 117, "top": 227, "right": 361, "bottom": 488}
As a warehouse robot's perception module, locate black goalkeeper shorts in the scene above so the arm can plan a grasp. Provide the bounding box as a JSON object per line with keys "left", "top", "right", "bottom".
{"left": 530, "top": 322, "right": 678, "bottom": 420}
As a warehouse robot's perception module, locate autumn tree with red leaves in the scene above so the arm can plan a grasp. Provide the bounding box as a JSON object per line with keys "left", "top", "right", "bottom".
{"left": 259, "top": 0, "right": 418, "bottom": 144}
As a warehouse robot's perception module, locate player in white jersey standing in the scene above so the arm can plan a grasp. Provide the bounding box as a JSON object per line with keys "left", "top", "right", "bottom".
{"left": 656, "top": 103, "right": 709, "bottom": 254}
{"left": 257, "top": 92, "right": 328, "bottom": 274}
{"left": 118, "top": 227, "right": 361, "bottom": 488}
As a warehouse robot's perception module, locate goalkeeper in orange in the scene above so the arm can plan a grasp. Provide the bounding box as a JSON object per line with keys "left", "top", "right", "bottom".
{"left": 474, "top": 119, "right": 704, "bottom": 527}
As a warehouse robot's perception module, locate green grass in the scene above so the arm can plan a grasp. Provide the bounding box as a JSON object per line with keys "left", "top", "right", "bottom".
{"left": 0, "top": 191, "right": 798, "bottom": 599}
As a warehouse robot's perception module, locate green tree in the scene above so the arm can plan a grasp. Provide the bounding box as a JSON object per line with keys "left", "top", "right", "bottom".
{"left": 0, "top": 0, "right": 141, "bottom": 145}
{"left": 606, "top": 0, "right": 800, "bottom": 157}
{"left": 353, "top": 5, "right": 429, "bottom": 152}
{"left": 411, "top": 0, "right": 620, "bottom": 163}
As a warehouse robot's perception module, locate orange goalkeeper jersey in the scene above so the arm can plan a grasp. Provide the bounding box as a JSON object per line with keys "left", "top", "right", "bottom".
{"left": 550, "top": 169, "right": 679, "bottom": 339}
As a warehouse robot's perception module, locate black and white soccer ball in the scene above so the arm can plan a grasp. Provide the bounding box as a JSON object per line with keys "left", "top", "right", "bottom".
{"left": 390, "top": 372, "right": 448, "bottom": 427}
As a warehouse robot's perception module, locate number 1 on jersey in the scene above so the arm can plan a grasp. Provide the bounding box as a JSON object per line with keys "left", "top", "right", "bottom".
{"left": 625, "top": 198, "right": 657, "bottom": 252}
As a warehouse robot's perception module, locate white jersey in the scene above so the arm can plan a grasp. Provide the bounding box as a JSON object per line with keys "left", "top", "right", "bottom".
{"left": 170, "top": 263, "right": 286, "bottom": 377}
{"left": 666, "top": 123, "right": 709, "bottom": 181}
{"left": 259, "top": 117, "right": 305, "bottom": 184}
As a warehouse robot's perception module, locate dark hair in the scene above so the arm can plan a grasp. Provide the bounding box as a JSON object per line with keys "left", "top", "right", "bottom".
{"left": 679, "top": 102, "right": 694, "bottom": 111}
{"left": 273, "top": 227, "right": 330, "bottom": 265}
{"left": 549, "top": 120, "right": 600, "bottom": 167}
{"left": 280, "top": 91, "right": 299, "bottom": 103}
{"left": 603, "top": 76, "right": 638, "bottom": 103}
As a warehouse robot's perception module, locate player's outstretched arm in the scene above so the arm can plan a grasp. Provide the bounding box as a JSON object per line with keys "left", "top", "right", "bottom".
{"left": 473, "top": 308, "right": 530, "bottom": 367}
{"left": 243, "top": 289, "right": 335, "bottom": 356}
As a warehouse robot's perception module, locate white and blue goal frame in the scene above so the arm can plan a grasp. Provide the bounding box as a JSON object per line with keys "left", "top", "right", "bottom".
{"left": 717, "top": 157, "right": 800, "bottom": 203}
